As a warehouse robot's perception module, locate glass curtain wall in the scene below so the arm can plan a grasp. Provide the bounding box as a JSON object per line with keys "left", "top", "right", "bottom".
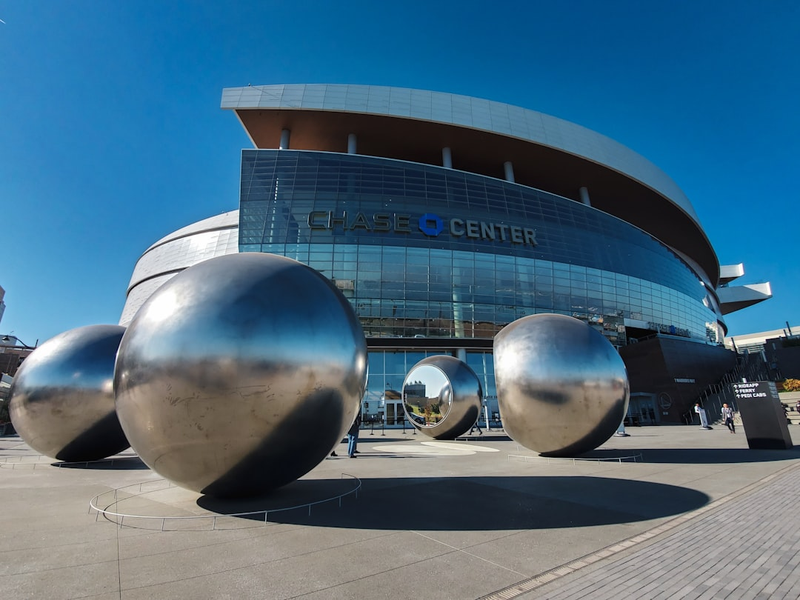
{"left": 240, "top": 150, "right": 721, "bottom": 345}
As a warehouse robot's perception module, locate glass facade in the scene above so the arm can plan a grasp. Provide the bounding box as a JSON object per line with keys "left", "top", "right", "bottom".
{"left": 361, "top": 349, "right": 496, "bottom": 426}
{"left": 239, "top": 149, "right": 722, "bottom": 422}
{"left": 121, "top": 220, "right": 239, "bottom": 326}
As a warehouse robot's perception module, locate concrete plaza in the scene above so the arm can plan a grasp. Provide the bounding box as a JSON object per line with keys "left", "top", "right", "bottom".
{"left": 1, "top": 424, "right": 799, "bottom": 600}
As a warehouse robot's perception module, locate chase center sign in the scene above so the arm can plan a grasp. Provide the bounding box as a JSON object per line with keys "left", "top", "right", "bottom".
{"left": 307, "top": 211, "right": 538, "bottom": 247}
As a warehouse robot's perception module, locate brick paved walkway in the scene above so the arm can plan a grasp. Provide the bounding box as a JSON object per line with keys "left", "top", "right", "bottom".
{"left": 482, "top": 463, "right": 800, "bottom": 600}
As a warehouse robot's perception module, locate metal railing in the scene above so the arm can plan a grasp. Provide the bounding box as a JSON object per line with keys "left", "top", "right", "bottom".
{"left": 508, "top": 453, "right": 642, "bottom": 464}
{"left": 695, "top": 352, "right": 774, "bottom": 423}
{"left": 88, "top": 474, "right": 362, "bottom": 531}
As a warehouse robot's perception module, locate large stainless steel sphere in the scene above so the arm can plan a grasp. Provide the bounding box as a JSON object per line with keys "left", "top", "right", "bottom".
{"left": 114, "top": 253, "right": 367, "bottom": 498}
{"left": 494, "top": 314, "right": 629, "bottom": 456}
{"left": 402, "top": 356, "right": 482, "bottom": 439}
{"left": 9, "top": 325, "right": 129, "bottom": 461}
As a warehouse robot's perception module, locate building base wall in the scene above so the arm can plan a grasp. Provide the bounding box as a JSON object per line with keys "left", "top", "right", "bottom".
{"left": 764, "top": 338, "right": 800, "bottom": 380}
{"left": 620, "top": 337, "right": 737, "bottom": 424}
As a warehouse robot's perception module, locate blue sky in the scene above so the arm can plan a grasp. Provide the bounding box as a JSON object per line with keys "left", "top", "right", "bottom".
{"left": 1, "top": 1, "right": 798, "bottom": 346}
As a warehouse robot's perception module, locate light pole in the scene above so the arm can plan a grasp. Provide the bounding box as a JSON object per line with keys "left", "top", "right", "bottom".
{"left": 1, "top": 335, "right": 38, "bottom": 350}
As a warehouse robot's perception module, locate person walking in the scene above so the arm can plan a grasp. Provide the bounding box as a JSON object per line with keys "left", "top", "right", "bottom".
{"left": 721, "top": 403, "right": 736, "bottom": 433}
{"left": 694, "top": 403, "right": 711, "bottom": 429}
{"left": 347, "top": 412, "right": 362, "bottom": 458}
{"left": 469, "top": 413, "right": 483, "bottom": 435}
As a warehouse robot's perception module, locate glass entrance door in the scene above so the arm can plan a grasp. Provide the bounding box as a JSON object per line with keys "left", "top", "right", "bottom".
{"left": 629, "top": 394, "right": 658, "bottom": 425}
{"left": 384, "top": 401, "right": 405, "bottom": 426}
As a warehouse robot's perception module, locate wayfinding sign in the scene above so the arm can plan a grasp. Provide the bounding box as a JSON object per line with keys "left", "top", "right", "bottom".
{"left": 731, "top": 381, "right": 780, "bottom": 402}
{"left": 731, "top": 381, "right": 792, "bottom": 449}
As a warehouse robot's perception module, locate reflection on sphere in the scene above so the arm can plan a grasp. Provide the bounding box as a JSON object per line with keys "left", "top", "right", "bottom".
{"left": 114, "top": 253, "right": 367, "bottom": 498}
{"left": 494, "top": 314, "right": 629, "bottom": 456}
{"left": 9, "top": 325, "right": 129, "bottom": 461}
{"left": 403, "top": 355, "right": 482, "bottom": 439}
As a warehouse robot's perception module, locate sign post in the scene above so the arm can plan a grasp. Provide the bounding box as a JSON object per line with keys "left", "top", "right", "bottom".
{"left": 731, "top": 381, "right": 793, "bottom": 449}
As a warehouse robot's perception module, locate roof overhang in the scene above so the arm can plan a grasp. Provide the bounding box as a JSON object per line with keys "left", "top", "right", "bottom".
{"left": 718, "top": 283, "right": 773, "bottom": 315}
{"left": 223, "top": 85, "right": 720, "bottom": 284}
{"left": 719, "top": 263, "right": 745, "bottom": 285}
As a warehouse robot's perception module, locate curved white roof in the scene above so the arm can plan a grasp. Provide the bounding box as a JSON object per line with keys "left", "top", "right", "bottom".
{"left": 143, "top": 210, "right": 239, "bottom": 253}
{"left": 222, "top": 84, "right": 700, "bottom": 224}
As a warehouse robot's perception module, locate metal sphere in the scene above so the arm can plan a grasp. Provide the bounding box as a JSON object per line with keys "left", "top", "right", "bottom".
{"left": 494, "top": 314, "right": 629, "bottom": 456}
{"left": 402, "top": 356, "right": 482, "bottom": 440}
{"left": 9, "top": 325, "right": 129, "bottom": 462}
{"left": 114, "top": 253, "right": 367, "bottom": 498}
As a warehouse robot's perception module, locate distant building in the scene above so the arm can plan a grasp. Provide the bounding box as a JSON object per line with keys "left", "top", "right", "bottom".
{"left": 0, "top": 336, "right": 35, "bottom": 377}
{"left": 725, "top": 325, "right": 800, "bottom": 354}
{"left": 0, "top": 373, "right": 12, "bottom": 432}
{"left": 0, "top": 287, "right": 40, "bottom": 377}
{"left": 119, "top": 84, "right": 772, "bottom": 424}
{"left": 726, "top": 325, "right": 800, "bottom": 380}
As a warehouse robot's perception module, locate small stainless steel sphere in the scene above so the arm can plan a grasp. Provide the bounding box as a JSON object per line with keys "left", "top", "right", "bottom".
{"left": 402, "top": 356, "right": 482, "bottom": 439}
{"left": 114, "top": 253, "right": 367, "bottom": 498}
{"left": 494, "top": 314, "right": 629, "bottom": 456}
{"left": 9, "top": 325, "right": 129, "bottom": 462}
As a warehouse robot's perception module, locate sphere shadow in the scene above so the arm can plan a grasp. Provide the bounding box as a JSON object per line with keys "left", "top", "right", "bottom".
{"left": 54, "top": 410, "right": 130, "bottom": 462}
{"left": 51, "top": 456, "right": 149, "bottom": 470}
{"left": 197, "top": 478, "right": 359, "bottom": 515}
{"left": 198, "top": 475, "right": 709, "bottom": 531}
{"left": 199, "top": 387, "right": 347, "bottom": 498}
{"left": 456, "top": 433, "right": 512, "bottom": 442}
{"left": 577, "top": 447, "right": 800, "bottom": 464}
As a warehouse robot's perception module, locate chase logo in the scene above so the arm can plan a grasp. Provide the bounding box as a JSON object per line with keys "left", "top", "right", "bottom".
{"left": 418, "top": 212, "right": 537, "bottom": 246}
{"left": 307, "top": 210, "right": 536, "bottom": 247}
{"left": 418, "top": 213, "right": 444, "bottom": 236}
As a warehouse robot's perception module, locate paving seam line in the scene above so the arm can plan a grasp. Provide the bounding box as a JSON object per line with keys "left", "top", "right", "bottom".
{"left": 476, "top": 460, "right": 800, "bottom": 600}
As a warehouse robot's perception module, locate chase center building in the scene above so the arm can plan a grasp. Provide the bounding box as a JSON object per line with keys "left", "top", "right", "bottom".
{"left": 120, "top": 84, "right": 770, "bottom": 426}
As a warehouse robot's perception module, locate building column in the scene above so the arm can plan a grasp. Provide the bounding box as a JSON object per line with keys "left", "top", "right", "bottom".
{"left": 279, "top": 129, "right": 291, "bottom": 150}
{"left": 579, "top": 186, "right": 592, "bottom": 207}
{"left": 454, "top": 348, "right": 467, "bottom": 362}
{"left": 442, "top": 147, "right": 452, "bottom": 169}
{"left": 503, "top": 161, "right": 515, "bottom": 183}
{"left": 347, "top": 133, "right": 357, "bottom": 154}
